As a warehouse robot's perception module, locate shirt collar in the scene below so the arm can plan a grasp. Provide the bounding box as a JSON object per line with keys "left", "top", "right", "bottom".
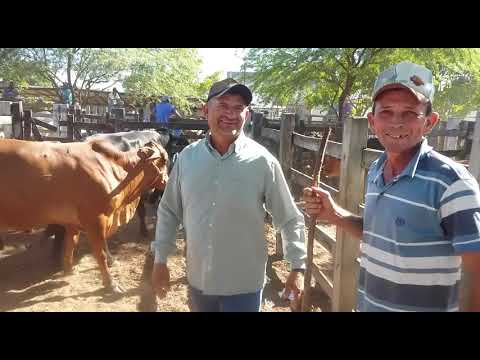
{"left": 371, "top": 138, "right": 432, "bottom": 185}
{"left": 205, "top": 131, "right": 248, "bottom": 157}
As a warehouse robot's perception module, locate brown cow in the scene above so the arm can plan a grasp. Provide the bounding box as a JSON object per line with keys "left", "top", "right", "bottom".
{"left": 0, "top": 137, "right": 169, "bottom": 294}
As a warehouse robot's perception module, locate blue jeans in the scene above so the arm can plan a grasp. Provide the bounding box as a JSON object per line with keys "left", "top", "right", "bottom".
{"left": 188, "top": 285, "right": 263, "bottom": 312}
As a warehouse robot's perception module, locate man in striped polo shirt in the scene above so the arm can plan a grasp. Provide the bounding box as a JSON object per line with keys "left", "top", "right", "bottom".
{"left": 303, "top": 61, "right": 480, "bottom": 311}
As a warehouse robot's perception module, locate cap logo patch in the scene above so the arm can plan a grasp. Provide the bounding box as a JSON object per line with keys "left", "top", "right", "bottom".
{"left": 410, "top": 75, "right": 424, "bottom": 86}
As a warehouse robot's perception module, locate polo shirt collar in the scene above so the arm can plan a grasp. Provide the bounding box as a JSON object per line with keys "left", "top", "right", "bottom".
{"left": 371, "top": 138, "right": 433, "bottom": 186}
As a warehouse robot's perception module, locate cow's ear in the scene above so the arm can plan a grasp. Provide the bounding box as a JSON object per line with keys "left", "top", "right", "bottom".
{"left": 138, "top": 147, "right": 155, "bottom": 160}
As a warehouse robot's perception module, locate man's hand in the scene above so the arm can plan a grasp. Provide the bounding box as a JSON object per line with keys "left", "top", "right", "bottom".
{"left": 303, "top": 186, "right": 364, "bottom": 239}
{"left": 152, "top": 263, "right": 170, "bottom": 299}
{"left": 303, "top": 186, "right": 338, "bottom": 223}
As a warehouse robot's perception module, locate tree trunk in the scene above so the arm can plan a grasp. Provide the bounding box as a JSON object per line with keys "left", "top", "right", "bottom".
{"left": 338, "top": 75, "right": 354, "bottom": 123}
{"left": 67, "top": 53, "right": 75, "bottom": 104}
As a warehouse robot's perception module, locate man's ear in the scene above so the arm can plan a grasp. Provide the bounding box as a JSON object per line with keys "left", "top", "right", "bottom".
{"left": 424, "top": 112, "right": 440, "bottom": 134}
{"left": 203, "top": 103, "right": 209, "bottom": 118}
{"left": 245, "top": 108, "right": 251, "bottom": 121}
{"left": 367, "top": 112, "right": 376, "bottom": 135}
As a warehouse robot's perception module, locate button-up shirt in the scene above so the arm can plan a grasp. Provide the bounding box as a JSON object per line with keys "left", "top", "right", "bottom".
{"left": 152, "top": 132, "right": 306, "bottom": 295}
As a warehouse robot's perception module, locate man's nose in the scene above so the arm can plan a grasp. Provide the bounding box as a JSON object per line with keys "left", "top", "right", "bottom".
{"left": 383, "top": 113, "right": 406, "bottom": 127}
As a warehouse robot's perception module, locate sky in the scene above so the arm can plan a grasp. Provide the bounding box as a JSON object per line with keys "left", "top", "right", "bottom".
{"left": 198, "top": 48, "right": 247, "bottom": 79}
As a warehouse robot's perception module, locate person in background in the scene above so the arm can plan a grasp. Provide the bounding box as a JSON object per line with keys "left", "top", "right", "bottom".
{"left": 1, "top": 81, "right": 21, "bottom": 101}
{"left": 108, "top": 87, "right": 123, "bottom": 113}
{"left": 154, "top": 96, "right": 183, "bottom": 138}
{"left": 60, "top": 82, "right": 73, "bottom": 107}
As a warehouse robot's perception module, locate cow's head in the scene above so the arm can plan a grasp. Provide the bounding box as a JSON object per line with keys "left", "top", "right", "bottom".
{"left": 137, "top": 141, "right": 169, "bottom": 190}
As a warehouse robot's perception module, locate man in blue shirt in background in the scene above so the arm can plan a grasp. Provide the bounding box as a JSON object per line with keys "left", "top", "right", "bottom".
{"left": 154, "top": 96, "right": 183, "bottom": 138}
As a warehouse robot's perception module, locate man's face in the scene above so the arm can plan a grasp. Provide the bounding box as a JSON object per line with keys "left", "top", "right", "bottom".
{"left": 367, "top": 88, "right": 439, "bottom": 156}
{"left": 205, "top": 93, "right": 249, "bottom": 143}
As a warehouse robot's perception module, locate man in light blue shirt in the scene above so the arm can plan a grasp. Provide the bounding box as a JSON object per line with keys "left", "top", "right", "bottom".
{"left": 151, "top": 78, "right": 306, "bottom": 311}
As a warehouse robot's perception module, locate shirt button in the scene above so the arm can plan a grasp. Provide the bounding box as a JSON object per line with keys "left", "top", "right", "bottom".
{"left": 212, "top": 202, "right": 216, "bottom": 206}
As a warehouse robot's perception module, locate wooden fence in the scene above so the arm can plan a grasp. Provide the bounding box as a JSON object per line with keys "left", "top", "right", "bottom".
{"left": 252, "top": 111, "right": 480, "bottom": 311}
{"left": 8, "top": 103, "right": 208, "bottom": 143}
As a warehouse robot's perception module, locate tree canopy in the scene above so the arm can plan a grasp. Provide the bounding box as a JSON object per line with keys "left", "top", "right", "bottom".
{"left": 0, "top": 48, "right": 207, "bottom": 112}
{"left": 122, "top": 48, "right": 202, "bottom": 111}
{"left": 243, "top": 48, "right": 480, "bottom": 121}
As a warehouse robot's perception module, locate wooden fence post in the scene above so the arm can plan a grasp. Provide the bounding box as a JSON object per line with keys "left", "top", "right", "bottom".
{"left": 11, "top": 102, "right": 24, "bottom": 139}
{"left": 252, "top": 112, "right": 265, "bottom": 141}
{"left": 469, "top": 112, "right": 480, "bottom": 183}
{"left": 294, "top": 113, "right": 306, "bottom": 185}
{"left": 279, "top": 113, "right": 296, "bottom": 182}
{"left": 276, "top": 113, "right": 296, "bottom": 257}
{"left": 24, "top": 110, "right": 32, "bottom": 140}
{"left": 66, "top": 109, "right": 74, "bottom": 141}
{"left": 436, "top": 121, "right": 447, "bottom": 151}
{"left": 457, "top": 121, "right": 467, "bottom": 158}
{"left": 463, "top": 121, "right": 476, "bottom": 159}
{"left": 332, "top": 117, "right": 369, "bottom": 312}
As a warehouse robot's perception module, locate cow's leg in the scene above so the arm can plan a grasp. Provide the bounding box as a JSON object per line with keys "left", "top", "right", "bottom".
{"left": 45, "top": 224, "right": 66, "bottom": 269}
{"left": 104, "top": 241, "right": 115, "bottom": 267}
{"left": 86, "top": 227, "right": 124, "bottom": 294}
{"left": 137, "top": 198, "right": 148, "bottom": 238}
{"left": 63, "top": 226, "right": 80, "bottom": 274}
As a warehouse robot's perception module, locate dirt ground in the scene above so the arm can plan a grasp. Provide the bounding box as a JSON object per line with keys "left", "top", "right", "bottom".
{"left": 0, "top": 203, "right": 333, "bottom": 312}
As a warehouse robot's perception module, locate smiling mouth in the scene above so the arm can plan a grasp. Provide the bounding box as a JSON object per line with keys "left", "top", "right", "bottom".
{"left": 385, "top": 133, "right": 408, "bottom": 139}
{"left": 220, "top": 119, "right": 237, "bottom": 126}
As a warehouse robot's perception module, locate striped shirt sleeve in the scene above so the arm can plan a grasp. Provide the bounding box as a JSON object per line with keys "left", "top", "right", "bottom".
{"left": 439, "top": 177, "right": 480, "bottom": 253}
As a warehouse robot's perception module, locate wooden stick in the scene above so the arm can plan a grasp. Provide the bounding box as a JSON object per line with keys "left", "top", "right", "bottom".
{"left": 301, "top": 127, "right": 332, "bottom": 312}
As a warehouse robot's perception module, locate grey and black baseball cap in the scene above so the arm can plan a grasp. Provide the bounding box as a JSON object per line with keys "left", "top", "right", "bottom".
{"left": 207, "top": 78, "right": 252, "bottom": 105}
{"left": 372, "top": 61, "right": 435, "bottom": 104}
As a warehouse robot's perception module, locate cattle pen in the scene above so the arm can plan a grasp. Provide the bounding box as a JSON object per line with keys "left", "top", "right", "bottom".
{"left": 2, "top": 98, "right": 480, "bottom": 312}
{"left": 251, "top": 110, "right": 480, "bottom": 311}
{"left": 6, "top": 102, "right": 208, "bottom": 143}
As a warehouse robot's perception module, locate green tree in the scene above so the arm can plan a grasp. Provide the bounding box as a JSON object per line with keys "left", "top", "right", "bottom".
{"left": 1, "top": 48, "right": 209, "bottom": 114}
{"left": 243, "top": 48, "right": 480, "bottom": 121}
{"left": 0, "top": 48, "right": 50, "bottom": 88}
{"left": 122, "top": 48, "right": 202, "bottom": 112}
{"left": 0, "top": 48, "right": 135, "bottom": 105}
{"left": 194, "top": 70, "right": 222, "bottom": 100}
